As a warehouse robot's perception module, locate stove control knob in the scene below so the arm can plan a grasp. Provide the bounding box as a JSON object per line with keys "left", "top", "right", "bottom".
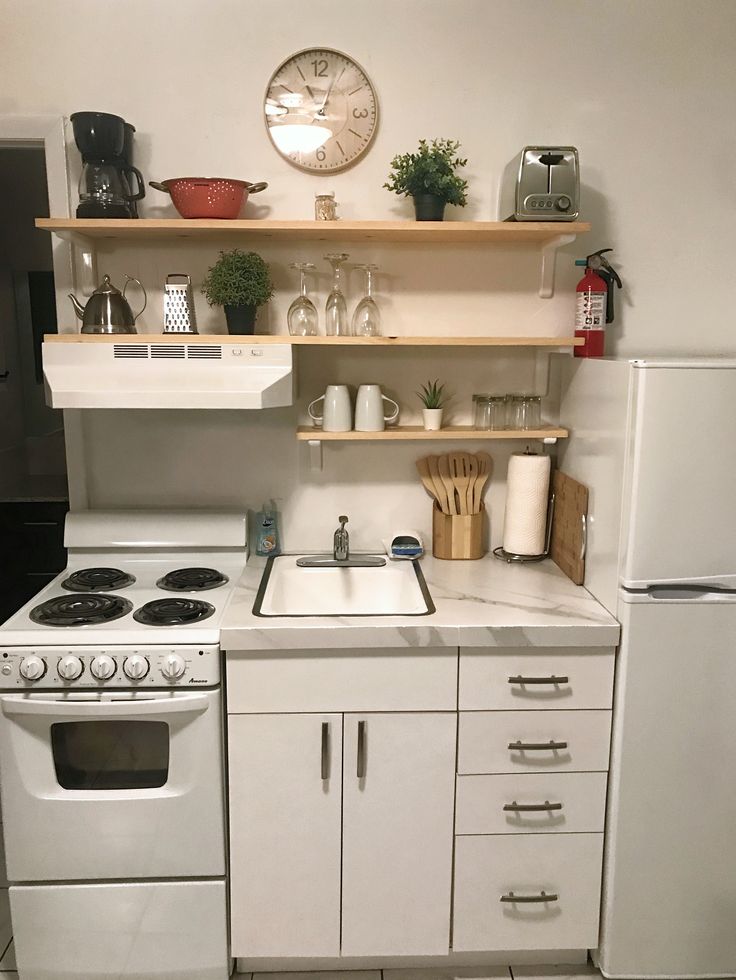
{"left": 124, "top": 655, "right": 149, "bottom": 680}
{"left": 90, "top": 655, "right": 116, "bottom": 680}
{"left": 160, "top": 654, "right": 186, "bottom": 680}
{"left": 57, "top": 655, "right": 83, "bottom": 681}
{"left": 20, "top": 655, "right": 46, "bottom": 681}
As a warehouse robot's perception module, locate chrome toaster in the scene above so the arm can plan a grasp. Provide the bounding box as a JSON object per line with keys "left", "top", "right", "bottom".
{"left": 500, "top": 146, "right": 579, "bottom": 221}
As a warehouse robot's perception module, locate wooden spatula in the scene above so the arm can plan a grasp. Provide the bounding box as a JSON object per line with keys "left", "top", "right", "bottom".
{"left": 448, "top": 452, "right": 471, "bottom": 516}
{"left": 466, "top": 453, "right": 479, "bottom": 513}
{"left": 437, "top": 454, "right": 458, "bottom": 516}
{"left": 415, "top": 456, "right": 442, "bottom": 509}
{"left": 473, "top": 452, "right": 493, "bottom": 513}
{"left": 428, "top": 455, "right": 451, "bottom": 515}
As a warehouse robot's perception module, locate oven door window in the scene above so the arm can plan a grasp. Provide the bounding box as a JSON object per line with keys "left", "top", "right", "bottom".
{"left": 50, "top": 720, "right": 170, "bottom": 790}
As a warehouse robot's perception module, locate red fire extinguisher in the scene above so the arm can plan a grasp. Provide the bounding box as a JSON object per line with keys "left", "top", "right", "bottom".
{"left": 574, "top": 248, "right": 622, "bottom": 358}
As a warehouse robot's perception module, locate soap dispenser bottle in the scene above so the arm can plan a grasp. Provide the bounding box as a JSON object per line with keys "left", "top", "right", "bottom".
{"left": 255, "top": 502, "right": 281, "bottom": 557}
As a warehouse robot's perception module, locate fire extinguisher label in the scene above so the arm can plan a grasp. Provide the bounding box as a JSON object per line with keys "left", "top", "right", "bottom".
{"left": 575, "top": 290, "right": 606, "bottom": 329}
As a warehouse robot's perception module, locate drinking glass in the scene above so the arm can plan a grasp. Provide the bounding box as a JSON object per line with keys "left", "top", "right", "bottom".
{"left": 324, "top": 252, "right": 350, "bottom": 336}
{"left": 287, "top": 262, "right": 318, "bottom": 336}
{"left": 351, "top": 264, "right": 381, "bottom": 337}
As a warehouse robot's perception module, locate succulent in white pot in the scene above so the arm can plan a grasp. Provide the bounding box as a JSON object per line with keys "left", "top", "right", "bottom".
{"left": 417, "top": 379, "right": 446, "bottom": 430}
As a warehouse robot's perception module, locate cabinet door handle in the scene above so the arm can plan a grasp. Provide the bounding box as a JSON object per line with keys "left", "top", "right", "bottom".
{"left": 500, "top": 890, "right": 558, "bottom": 904}
{"left": 503, "top": 800, "right": 563, "bottom": 812}
{"left": 508, "top": 739, "right": 569, "bottom": 751}
{"left": 508, "top": 675, "right": 569, "bottom": 685}
{"left": 321, "top": 722, "right": 330, "bottom": 780}
{"left": 22, "top": 521, "right": 60, "bottom": 527}
{"left": 356, "top": 720, "right": 366, "bottom": 779}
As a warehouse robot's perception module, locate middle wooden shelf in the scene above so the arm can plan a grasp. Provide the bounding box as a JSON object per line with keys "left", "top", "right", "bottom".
{"left": 296, "top": 425, "right": 569, "bottom": 442}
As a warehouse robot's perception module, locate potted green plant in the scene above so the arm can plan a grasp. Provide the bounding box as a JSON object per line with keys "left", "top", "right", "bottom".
{"left": 417, "top": 379, "right": 446, "bottom": 430}
{"left": 201, "top": 248, "right": 274, "bottom": 334}
{"left": 384, "top": 138, "right": 468, "bottom": 221}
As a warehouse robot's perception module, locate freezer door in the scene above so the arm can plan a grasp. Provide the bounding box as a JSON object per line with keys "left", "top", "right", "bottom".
{"left": 599, "top": 594, "right": 736, "bottom": 978}
{"left": 623, "top": 363, "right": 736, "bottom": 589}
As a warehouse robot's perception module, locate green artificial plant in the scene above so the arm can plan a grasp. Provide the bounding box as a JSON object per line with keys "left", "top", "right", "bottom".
{"left": 384, "top": 138, "right": 469, "bottom": 206}
{"left": 417, "top": 379, "right": 446, "bottom": 409}
{"left": 201, "top": 249, "right": 274, "bottom": 308}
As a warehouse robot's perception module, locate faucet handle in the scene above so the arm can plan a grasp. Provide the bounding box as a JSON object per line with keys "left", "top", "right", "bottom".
{"left": 338, "top": 515, "right": 348, "bottom": 527}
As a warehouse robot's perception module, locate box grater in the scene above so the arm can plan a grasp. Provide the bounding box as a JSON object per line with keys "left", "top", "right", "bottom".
{"left": 163, "top": 274, "right": 198, "bottom": 333}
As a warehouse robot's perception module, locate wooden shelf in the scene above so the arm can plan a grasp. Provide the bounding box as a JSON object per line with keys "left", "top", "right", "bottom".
{"left": 37, "top": 217, "right": 590, "bottom": 245}
{"left": 296, "top": 425, "right": 569, "bottom": 442}
{"left": 45, "top": 333, "right": 583, "bottom": 347}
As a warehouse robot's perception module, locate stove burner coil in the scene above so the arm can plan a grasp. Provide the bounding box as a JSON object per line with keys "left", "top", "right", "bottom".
{"left": 30, "top": 593, "right": 134, "bottom": 627}
{"left": 133, "top": 597, "right": 216, "bottom": 627}
{"left": 156, "top": 567, "right": 228, "bottom": 592}
{"left": 61, "top": 567, "right": 136, "bottom": 592}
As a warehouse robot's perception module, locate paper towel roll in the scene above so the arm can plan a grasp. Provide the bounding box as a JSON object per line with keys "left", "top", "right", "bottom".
{"left": 502, "top": 452, "right": 551, "bottom": 556}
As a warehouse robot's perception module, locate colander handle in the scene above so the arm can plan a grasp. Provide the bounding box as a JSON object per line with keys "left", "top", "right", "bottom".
{"left": 246, "top": 181, "right": 268, "bottom": 194}
{"left": 149, "top": 181, "right": 170, "bottom": 194}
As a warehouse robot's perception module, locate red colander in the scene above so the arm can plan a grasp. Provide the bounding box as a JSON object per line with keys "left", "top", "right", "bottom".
{"left": 149, "top": 177, "right": 268, "bottom": 219}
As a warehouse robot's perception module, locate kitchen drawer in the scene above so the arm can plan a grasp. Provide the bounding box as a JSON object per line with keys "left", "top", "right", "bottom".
{"left": 226, "top": 647, "right": 457, "bottom": 713}
{"left": 457, "top": 710, "right": 611, "bottom": 774}
{"left": 459, "top": 648, "right": 615, "bottom": 711}
{"left": 455, "top": 771, "right": 608, "bottom": 835}
{"left": 453, "top": 833, "right": 604, "bottom": 951}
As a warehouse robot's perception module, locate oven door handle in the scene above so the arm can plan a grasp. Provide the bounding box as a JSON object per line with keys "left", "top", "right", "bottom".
{"left": 0, "top": 693, "right": 210, "bottom": 718}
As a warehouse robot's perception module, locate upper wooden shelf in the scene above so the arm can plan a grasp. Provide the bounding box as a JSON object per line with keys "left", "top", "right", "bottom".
{"left": 36, "top": 218, "right": 591, "bottom": 245}
{"left": 45, "top": 333, "right": 583, "bottom": 347}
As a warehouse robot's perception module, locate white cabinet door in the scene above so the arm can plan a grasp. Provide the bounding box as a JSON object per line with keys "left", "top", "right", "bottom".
{"left": 228, "top": 713, "right": 342, "bottom": 958}
{"left": 341, "top": 712, "right": 456, "bottom": 956}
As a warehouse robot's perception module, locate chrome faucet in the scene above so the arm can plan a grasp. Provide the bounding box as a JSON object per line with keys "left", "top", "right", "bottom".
{"left": 334, "top": 515, "right": 349, "bottom": 561}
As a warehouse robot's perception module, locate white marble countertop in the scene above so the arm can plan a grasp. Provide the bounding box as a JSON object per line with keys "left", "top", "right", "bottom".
{"left": 221, "top": 554, "right": 620, "bottom": 651}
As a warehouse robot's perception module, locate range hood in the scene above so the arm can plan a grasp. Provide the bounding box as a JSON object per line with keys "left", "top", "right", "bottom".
{"left": 42, "top": 338, "right": 294, "bottom": 409}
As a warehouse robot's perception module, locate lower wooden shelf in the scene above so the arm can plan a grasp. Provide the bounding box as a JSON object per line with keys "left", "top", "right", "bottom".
{"left": 296, "top": 425, "right": 568, "bottom": 442}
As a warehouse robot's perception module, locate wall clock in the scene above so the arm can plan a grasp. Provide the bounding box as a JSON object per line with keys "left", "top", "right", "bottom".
{"left": 264, "top": 47, "right": 379, "bottom": 174}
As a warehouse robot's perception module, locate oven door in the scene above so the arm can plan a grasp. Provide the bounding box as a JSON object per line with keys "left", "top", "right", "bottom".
{"left": 0, "top": 689, "right": 225, "bottom": 882}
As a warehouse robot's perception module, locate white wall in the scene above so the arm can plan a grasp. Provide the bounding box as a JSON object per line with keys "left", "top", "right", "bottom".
{"left": 1, "top": 0, "right": 734, "bottom": 545}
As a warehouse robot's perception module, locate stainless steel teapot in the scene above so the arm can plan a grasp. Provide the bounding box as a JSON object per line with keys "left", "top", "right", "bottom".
{"left": 69, "top": 274, "right": 147, "bottom": 334}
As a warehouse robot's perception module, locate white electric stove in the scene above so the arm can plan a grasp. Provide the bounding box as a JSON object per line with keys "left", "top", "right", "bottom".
{"left": 0, "top": 509, "right": 245, "bottom": 980}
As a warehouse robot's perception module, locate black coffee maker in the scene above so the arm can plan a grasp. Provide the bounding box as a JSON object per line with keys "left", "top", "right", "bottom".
{"left": 71, "top": 111, "right": 145, "bottom": 218}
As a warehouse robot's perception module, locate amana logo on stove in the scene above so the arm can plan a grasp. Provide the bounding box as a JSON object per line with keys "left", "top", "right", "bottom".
{"left": 188, "top": 677, "right": 207, "bottom": 684}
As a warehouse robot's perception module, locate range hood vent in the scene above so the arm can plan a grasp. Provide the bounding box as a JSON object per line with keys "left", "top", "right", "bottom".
{"left": 43, "top": 339, "right": 293, "bottom": 409}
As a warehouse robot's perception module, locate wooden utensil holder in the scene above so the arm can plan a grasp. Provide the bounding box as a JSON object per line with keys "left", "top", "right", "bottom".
{"left": 432, "top": 505, "right": 486, "bottom": 560}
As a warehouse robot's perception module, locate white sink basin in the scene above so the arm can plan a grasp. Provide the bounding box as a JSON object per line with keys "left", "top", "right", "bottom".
{"left": 255, "top": 555, "right": 434, "bottom": 617}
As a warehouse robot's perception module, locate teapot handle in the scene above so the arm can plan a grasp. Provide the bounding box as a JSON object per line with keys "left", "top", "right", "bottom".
{"left": 123, "top": 275, "right": 147, "bottom": 323}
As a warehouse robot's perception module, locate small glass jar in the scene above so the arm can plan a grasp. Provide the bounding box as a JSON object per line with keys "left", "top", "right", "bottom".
{"left": 474, "top": 394, "right": 506, "bottom": 430}
{"left": 315, "top": 192, "right": 338, "bottom": 220}
{"left": 520, "top": 395, "right": 542, "bottom": 429}
{"left": 506, "top": 394, "right": 525, "bottom": 429}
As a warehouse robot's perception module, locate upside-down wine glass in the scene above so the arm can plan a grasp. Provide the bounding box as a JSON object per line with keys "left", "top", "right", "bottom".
{"left": 351, "top": 264, "right": 381, "bottom": 337}
{"left": 287, "top": 262, "right": 319, "bottom": 336}
{"left": 324, "top": 252, "right": 350, "bottom": 336}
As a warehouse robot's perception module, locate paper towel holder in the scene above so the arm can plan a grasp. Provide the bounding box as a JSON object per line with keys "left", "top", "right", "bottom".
{"left": 493, "top": 493, "right": 556, "bottom": 564}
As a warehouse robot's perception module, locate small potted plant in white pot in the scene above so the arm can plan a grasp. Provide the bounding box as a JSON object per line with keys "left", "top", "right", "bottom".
{"left": 384, "top": 138, "right": 469, "bottom": 220}
{"left": 417, "top": 379, "right": 446, "bottom": 430}
{"left": 201, "top": 248, "right": 274, "bottom": 334}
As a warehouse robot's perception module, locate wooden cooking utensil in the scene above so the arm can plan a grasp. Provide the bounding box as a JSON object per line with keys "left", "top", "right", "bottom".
{"left": 428, "top": 455, "right": 451, "bottom": 515}
{"left": 448, "top": 452, "right": 471, "bottom": 516}
{"left": 437, "top": 454, "right": 458, "bottom": 516}
{"left": 472, "top": 452, "right": 493, "bottom": 513}
{"left": 415, "top": 457, "right": 442, "bottom": 508}
{"left": 466, "top": 454, "right": 479, "bottom": 514}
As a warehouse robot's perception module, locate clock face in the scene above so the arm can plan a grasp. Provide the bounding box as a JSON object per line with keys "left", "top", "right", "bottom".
{"left": 265, "top": 47, "right": 379, "bottom": 174}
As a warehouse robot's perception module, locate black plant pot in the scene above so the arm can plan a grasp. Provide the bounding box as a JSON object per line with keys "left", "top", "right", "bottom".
{"left": 413, "top": 193, "right": 446, "bottom": 221}
{"left": 224, "top": 304, "right": 257, "bottom": 334}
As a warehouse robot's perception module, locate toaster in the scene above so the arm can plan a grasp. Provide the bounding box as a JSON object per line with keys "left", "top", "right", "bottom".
{"left": 500, "top": 146, "right": 579, "bottom": 221}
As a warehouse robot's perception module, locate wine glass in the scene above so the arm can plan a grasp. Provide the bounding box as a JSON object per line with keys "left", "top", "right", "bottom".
{"left": 287, "top": 262, "right": 318, "bottom": 336}
{"left": 324, "top": 252, "right": 350, "bottom": 336}
{"left": 351, "top": 264, "right": 381, "bottom": 337}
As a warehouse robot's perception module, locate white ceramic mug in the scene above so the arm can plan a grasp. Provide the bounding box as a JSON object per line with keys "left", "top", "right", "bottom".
{"left": 308, "top": 385, "right": 352, "bottom": 432}
{"left": 354, "top": 384, "right": 399, "bottom": 432}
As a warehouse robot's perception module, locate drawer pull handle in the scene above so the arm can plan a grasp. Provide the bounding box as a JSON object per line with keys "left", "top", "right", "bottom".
{"left": 503, "top": 800, "right": 563, "bottom": 812}
{"left": 508, "top": 739, "right": 569, "bottom": 751}
{"left": 321, "top": 722, "right": 330, "bottom": 780}
{"left": 508, "top": 675, "right": 569, "bottom": 685}
{"left": 357, "top": 719, "right": 366, "bottom": 779}
{"left": 22, "top": 521, "right": 60, "bottom": 527}
{"left": 500, "top": 890, "right": 559, "bottom": 904}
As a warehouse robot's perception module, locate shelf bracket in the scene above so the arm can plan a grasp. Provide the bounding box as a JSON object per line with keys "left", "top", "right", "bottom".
{"left": 307, "top": 439, "right": 324, "bottom": 472}
{"left": 539, "top": 233, "right": 576, "bottom": 299}
{"left": 52, "top": 229, "right": 97, "bottom": 296}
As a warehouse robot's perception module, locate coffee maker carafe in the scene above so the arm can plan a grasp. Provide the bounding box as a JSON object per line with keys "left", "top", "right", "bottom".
{"left": 71, "top": 111, "right": 145, "bottom": 218}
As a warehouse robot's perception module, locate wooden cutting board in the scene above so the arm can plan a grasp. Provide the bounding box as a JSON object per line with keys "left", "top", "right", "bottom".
{"left": 550, "top": 471, "right": 589, "bottom": 586}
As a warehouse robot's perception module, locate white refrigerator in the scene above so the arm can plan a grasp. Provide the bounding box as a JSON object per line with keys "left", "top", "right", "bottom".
{"left": 560, "top": 358, "right": 736, "bottom": 979}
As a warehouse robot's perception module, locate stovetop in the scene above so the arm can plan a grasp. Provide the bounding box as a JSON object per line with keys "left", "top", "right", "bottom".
{"left": 0, "top": 554, "right": 246, "bottom": 646}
